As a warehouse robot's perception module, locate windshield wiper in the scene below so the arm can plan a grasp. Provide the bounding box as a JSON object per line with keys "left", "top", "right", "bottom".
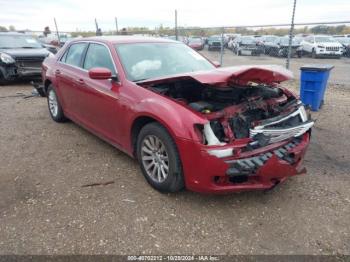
{"left": 20, "top": 46, "right": 38, "bottom": 49}
{"left": 134, "top": 78, "right": 149, "bottom": 82}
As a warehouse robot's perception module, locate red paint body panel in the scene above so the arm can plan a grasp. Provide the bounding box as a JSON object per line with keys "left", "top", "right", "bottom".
{"left": 176, "top": 133, "right": 309, "bottom": 193}
{"left": 42, "top": 36, "right": 310, "bottom": 193}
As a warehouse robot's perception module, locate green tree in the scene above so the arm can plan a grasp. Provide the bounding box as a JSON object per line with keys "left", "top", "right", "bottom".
{"left": 0, "top": 25, "right": 8, "bottom": 32}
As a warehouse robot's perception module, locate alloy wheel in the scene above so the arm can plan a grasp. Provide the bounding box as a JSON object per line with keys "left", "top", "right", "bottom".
{"left": 141, "top": 135, "right": 169, "bottom": 183}
{"left": 48, "top": 89, "right": 58, "bottom": 117}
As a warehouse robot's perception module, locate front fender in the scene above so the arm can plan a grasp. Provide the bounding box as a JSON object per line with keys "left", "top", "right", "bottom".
{"left": 131, "top": 97, "right": 207, "bottom": 141}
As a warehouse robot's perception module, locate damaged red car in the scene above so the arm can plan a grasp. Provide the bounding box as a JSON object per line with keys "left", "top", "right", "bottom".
{"left": 42, "top": 36, "right": 313, "bottom": 193}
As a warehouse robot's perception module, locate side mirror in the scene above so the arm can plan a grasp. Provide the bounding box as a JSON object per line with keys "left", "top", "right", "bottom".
{"left": 88, "top": 67, "right": 112, "bottom": 80}
{"left": 212, "top": 61, "right": 221, "bottom": 68}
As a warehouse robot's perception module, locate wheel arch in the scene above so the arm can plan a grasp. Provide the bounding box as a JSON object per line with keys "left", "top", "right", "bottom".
{"left": 130, "top": 115, "right": 178, "bottom": 158}
{"left": 44, "top": 79, "right": 52, "bottom": 93}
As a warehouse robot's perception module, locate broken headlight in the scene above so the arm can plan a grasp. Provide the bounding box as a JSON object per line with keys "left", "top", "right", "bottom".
{"left": 0, "top": 53, "right": 15, "bottom": 64}
{"left": 201, "top": 123, "right": 233, "bottom": 158}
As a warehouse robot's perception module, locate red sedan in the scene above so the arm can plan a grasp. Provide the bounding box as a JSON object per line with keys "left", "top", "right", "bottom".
{"left": 42, "top": 36, "right": 313, "bottom": 193}
{"left": 187, "top": 37, "right": 204, "bottom": 50}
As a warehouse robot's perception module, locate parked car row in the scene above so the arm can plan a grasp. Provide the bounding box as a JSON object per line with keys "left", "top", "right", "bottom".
{"left": 217, "top": 33, "right": 350, "bottom": 58}
{"left": 162, "top": 33, "right": 350, "bottom": 59}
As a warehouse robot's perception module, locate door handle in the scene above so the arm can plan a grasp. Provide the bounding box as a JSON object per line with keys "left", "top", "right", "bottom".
{"left": 76, "top": 78, "right": 85, "bottom": 85}
{"left": 55, "top": 69, "right": 61, "bottom": 75}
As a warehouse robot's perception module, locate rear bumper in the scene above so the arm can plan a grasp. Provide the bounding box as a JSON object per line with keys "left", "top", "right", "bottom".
{"left": 176, "top": 132, "right": 310, "bottom": 193}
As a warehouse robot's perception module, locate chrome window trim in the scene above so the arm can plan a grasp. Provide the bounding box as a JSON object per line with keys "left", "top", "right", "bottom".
{"left": 57, "top": 40, "right": 118, "bottom": 75}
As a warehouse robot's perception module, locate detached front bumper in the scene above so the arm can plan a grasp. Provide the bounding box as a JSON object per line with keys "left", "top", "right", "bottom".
{"left": 0, "top": 63, "right": 42, "bottom": 82}
{"left": 176, "top": 132, "right": 310, "bottom": 193}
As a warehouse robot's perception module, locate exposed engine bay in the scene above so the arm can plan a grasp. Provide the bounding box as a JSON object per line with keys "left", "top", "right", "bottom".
{"left": 144, "top": 78, "right": 313, "bottom": 151}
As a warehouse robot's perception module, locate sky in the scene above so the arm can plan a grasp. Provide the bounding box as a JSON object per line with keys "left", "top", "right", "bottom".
{"left": 0, "top": 0, "right": 349, "bottom": 32}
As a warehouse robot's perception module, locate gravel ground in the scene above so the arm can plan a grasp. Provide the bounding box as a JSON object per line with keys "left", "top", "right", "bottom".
{"left": 0, "top": 66, "right": 349, "bottom": 254}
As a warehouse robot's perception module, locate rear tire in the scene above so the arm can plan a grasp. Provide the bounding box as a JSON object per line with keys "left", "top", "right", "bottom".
{"left": 47, "top": 84, "right": 67, "bottom": 122}
{"left": 136, "top": 122, "right": 184, "bottom": 193}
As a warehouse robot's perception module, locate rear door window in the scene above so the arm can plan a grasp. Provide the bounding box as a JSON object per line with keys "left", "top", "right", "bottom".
{"left": 65, "top": 43, "right": 87, "bottom": 67}
{"left": 83, "top": 43, "right": 116, "bottom": 74}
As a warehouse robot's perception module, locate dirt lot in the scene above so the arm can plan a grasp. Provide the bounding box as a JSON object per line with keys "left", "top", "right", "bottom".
{"left": 0, "top": 59, "right": 350, "bottom": 254}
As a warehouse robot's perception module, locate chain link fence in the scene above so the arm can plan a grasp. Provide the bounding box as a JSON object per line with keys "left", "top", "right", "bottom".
{"left": 10, "top": 19, "right": 350, "bottom": 86}
{"left": 175, "top": 22, "right": 350, "bottom": 86}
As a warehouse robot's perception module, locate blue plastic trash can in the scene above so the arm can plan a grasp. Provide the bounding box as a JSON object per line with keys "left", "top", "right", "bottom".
{"left": 299, "top": 64, "right": 334, "bottom": 111}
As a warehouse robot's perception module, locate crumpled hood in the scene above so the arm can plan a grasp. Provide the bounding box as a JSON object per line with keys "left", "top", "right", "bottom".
{"left": 137, "top": 65, "right": 293, "bottom": 86}
{"left": 317, "top": 42, "right": 343, "bottom": 47}
{"left": 0, "top": 48, "right": 50, "bottom": 58}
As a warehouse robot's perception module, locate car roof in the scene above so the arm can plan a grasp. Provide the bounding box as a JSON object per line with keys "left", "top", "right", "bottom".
{"left": 71, "top": 35, "right": 177, "bottom": 44}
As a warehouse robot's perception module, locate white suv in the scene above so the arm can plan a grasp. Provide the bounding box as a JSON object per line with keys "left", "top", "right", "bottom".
{"left": 301, "top": 35, "right": 343, "bottom": 58}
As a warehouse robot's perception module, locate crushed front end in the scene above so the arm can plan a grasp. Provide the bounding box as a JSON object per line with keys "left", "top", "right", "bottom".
{"left": 179, "top": 86, "right": 313, "bottom": 193}
{"left": 139, "top": 65, "right": 314, "bottom": 193}
{"left": 0, "top": 53, "right": 47, "bottom": 83}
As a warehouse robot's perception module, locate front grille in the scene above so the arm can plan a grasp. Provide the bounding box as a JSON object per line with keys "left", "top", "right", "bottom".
{"left": 15, "top": 56, "right": 45, "bottom": 62}
{"left": 249, "top": 106, "right": 313, "bottom": 144}
{"left": 16, "top": 61, "right": 42, "bottom": 69}
{"left": 212, "top": 42, "right": 221, "bottom": 46}
{"left": 15, "top": 56, "right": 45, "bottom": 69}
{"left": 326, "top": 46, "right": 339, "bottom": 51}
{"left": 250, "top": 121, "right": 313, "bottom": 144}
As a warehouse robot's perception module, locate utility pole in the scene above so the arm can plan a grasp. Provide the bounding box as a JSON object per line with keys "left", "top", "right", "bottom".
{"left": 95, "top": 18, "right": 99, "bottom": 31}
{"left": 175, "top": 10, "right": 178, "bottom": 40}
{"left": 286, "top": 0, "right": 297, "bottom": 69}
{"left": 115, "top": 17, "right": 118, "bottom": 35}
{"left": 95, "top": 18, "right": 102, "bottom": 36}
{"left": 54, "top": 18, "right": 61, "bottom": 46}
{"left": 220, "top": 27, "right": 224, "bottom": 66}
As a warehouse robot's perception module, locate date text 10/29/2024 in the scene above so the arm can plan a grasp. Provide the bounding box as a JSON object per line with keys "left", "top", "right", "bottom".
{"left": 127, "top": 255, "right": 219, "bottom": 261}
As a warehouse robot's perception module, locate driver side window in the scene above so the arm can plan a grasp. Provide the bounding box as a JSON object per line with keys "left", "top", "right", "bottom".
{"left": 83, "top": 43, "right": 116, "bottom": 75}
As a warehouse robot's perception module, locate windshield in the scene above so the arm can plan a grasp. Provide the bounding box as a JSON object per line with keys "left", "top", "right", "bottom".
{"left": 264, "top": 36, "right": 277, "bottom": 42}
{"left": 116, "top": 43, "right": 215, "bottom": 82}
{"left": 338, "top": 38, "right": 350, "bottom": 44}
{"left": 0, "top": 35, "right": 42, "bottom": 49}
{"left": 315, "top": 36, "right": 336, "bottom": 43}
{"left": 241, "top": 37, "right": 255, "bottom": 44}
{"left": 280, "top": 37, "right": 300, "bottom": 45}
{"left": 209, "top": 36, "right": 220, "bottom": 41}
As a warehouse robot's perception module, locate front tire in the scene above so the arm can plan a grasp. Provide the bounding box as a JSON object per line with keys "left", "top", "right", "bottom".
{"left": 0, "top": 71, "right": 9, "bottom": 86}
{"left": 136, "top": 122, "right": 184, "bottom": 193}
{"left": 47, "top": 85, "right": 67, "bottom": 122}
